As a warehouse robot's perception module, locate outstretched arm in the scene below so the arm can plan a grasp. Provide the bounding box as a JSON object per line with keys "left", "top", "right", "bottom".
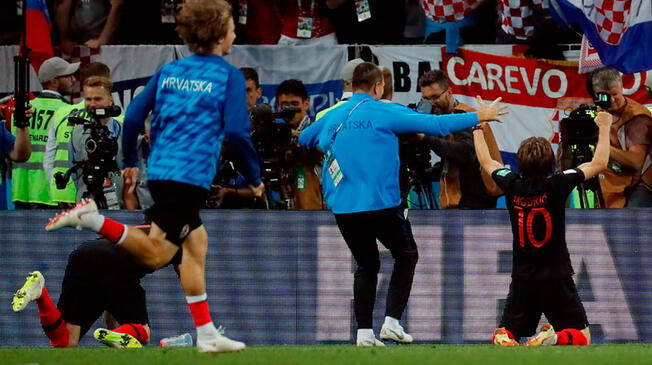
{"left": 577, "top": 111, "right": 612, "bottom": 180}
{"left": 473, "top": 124, "right": 503, "bottom": 175}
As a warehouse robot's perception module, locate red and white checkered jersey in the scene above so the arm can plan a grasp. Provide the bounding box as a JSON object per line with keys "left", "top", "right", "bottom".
{"left": 420, "top": 0, "right": 480, "bottom": 23}
{"left": 499, "top": 0, "right": 547, "bottom": 39}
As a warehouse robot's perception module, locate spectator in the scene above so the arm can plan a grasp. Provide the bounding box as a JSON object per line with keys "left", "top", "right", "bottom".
{"left": 232, "top": 0, "right": 282, "bottom": 44}
{"left": 55, "top": 0, "right": 125, "bottom": 53}
{"left": 421, "top": 0, "right": 496, "bottom": 53}
{"left": 403, "top": 0, "right": 425, "bottom": 43}
{"left": 646, "top": 70, "right": 652, "bottom": 113}
{"left": 418, "top": 70, "right": 502, "bottom": 209}
{"left": 591, "top": 67, "right": 652, "bottom": 207}
{"left": 328, "top": 0, "right": 406, "bottom": 44}
{"left": 240, "top": 67, "right": 262, "bottom": 110}
{"left": 276, "top": 79, "right": 324, "bottom": 209}
{"left": 12, "top": 57, "right": 78, "bottom": 209}
{"left": 278, "top": 0, "right": 337, "bottom": 45}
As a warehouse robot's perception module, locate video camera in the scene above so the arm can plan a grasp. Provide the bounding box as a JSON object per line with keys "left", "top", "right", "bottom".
{"left": 250, "top": 104, "right": 297, "bottom": 149}
{"left": 397, "top": 101, "right": 443, "bottom": 208}
{"left": 210, "top": 104, "right": 300, "bottom": 209}
{"left": 54, "top": 105, "right": 122, "bottom": 209}
{"left": 559, "top": 92, "right": 611, "bottom": 147}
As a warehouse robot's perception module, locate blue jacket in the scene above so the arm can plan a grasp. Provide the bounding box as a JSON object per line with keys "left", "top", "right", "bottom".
{"left": 122, "top": 54, "right": 261, "bottom": 190}
{"left": 298, "top": 93, "right": 478, "bottom": 214}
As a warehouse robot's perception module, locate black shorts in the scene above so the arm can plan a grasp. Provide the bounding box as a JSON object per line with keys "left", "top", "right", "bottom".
{"left": 147, "top": 180, "right": 209, "bottom": 246}
{"left": 58, "top": 242, "right": 149, "bottom": 338}
{"left": 499, "top": 277, "right": 588, "bottom": 339}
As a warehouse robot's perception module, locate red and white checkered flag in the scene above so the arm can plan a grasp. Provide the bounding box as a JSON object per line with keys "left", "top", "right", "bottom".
{"left": 499, "top": 0, "right": 547, "bottom": 39}
{"left": 420, "top": 0, "right": 480, "bottom": 23}
{"left": 593, "top": 0, "right": 631, "bottom": 45}
{"left": 58, "top": 46, "right": 102, "bottom": 102}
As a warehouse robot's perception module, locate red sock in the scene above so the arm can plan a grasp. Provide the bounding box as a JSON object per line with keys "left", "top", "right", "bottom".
{"left": 99, "top": 218, "right": 126, "bottom": 244}
{"left": 504, "top": 329, "right": 516, "bottom": 340}
{"left": 37, "top": 287, "right": 69, "bottom": 347}
{"left": 113, "top": 324, "right": 149, "bottom": 344}
{"left": 188, "top": 300, "right": 212, "bottom": 327}
{"left": 555, "top": 329, "right": 588, "bottom": 345}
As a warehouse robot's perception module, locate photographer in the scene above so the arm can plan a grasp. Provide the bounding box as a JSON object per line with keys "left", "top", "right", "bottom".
{"left": 276, "top": 79, "right": 324, "bottom": 210}
{"left": 418, "top": 70, "right": 502, "bottom": 209}
{"left": 64, "top": 76, "right": 129, "bottom": 208}
{"left": 591, "top": 67, "right": 652, "bottom": 207}
{"left": 240, "top": 67, "right": 262, "bottom": 110}
{"left": 44, "top": 62, "right": 118, "bottom": 209}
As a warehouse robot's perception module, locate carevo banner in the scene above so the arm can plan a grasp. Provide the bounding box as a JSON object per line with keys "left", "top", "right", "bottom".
{"left": 442, "top": 49, "right": 648, "bottom": 109}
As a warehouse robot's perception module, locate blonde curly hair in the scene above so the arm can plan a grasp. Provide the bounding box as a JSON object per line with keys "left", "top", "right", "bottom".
{"left": 175, "top": 0, "right": 232, "bottom": 56}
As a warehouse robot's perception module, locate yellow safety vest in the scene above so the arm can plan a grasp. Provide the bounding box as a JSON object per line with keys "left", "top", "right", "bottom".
{"left": 11, "top": 94, "right": 70, "bottom": 205}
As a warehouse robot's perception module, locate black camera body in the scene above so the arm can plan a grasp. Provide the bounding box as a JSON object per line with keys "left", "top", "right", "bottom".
{"left": 54, "top": 106, "right": 121, "bottom": 208}
{"left": 560, "top": 105, "right": 599, "bottom": 146}
{"left": 560, "top": 92, "right": 611, "bottom": 147}
{"left": 211, "top": 104, "right": 300, "bottom": 209}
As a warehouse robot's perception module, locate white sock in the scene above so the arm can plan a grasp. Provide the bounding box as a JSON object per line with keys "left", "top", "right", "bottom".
{"left": 197, "top": 322, "right": 218, "bottom": 338}
{"left": 83, "top": 212, "right": 105, "bottom": 232}
{"left": 357, "top": 328, "right": 375, "bottom": 339}
{"left": 115, "top": 226, "right": 128, "bottom": 245}
{"left": 384, "top": 316, "right": 400, "bottom": 328}
{"left": 185, "top": 293, "right": 208, "bottom": 303}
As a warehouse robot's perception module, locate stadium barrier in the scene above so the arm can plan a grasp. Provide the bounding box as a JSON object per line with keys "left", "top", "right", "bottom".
{"left": 1, "top": 209, "right": 651, "bottom": 346}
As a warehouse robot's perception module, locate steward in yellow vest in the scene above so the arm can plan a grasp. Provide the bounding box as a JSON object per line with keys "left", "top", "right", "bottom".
{"left": 11, "top": 57, "right": 79, "bottom": 208}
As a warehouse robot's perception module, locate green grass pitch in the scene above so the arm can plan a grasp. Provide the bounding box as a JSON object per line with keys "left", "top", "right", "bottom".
{"left": 3, "top": 345, "right": 652, "bottom": 365}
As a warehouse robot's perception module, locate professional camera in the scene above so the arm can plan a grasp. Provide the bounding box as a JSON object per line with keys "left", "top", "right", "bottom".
{"left": 558, "top": 92, "right": 610, "bottom": 208}
{"left": 212, "top": 104, "right": 299, "bottom": 209}
{"left": 398, "top": 101, "right": 441, "bottom": 208}
{"left": 559, "top": 92, "right": 610, "bottom": 148}
{"left": 54, "top": 106, "right": 122, "bottom": 209}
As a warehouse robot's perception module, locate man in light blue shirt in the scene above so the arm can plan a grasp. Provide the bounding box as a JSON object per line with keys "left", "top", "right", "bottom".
{"left": 299, "top": 62, "right": 507, "bottom": 346}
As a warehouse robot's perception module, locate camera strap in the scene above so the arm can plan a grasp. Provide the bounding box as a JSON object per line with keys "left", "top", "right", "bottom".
{"left": 325, "top": 98, "right": 368, "bottom": 187}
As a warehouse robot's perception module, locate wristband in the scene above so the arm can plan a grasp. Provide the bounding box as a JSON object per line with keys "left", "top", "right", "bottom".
{"left": 471, "top": 125, "right": 484, "bottom": 132}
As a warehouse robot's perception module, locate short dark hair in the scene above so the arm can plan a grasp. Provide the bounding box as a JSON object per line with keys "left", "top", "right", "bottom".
{"left": 81, "top": 62, "right": 110, "bottom": 81}
{"left": 352, "top": 62, "right": 382, "bottom": 92}
{"left": 517, "top": 137, "right": 554, "bottom": 180}
{"left": 418, "top": 70, "right": 449, "bottom": 90}
{"left": 276, "top": 79, "right": 308, "bottom": 101}
{"left": 240, "top": 67, "right": 260, "bottom": 88}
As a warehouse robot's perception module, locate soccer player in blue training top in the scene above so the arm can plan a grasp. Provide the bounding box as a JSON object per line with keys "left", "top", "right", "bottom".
{"left": 12, "top": 229, "right": 169, "bottom": 348}
{"left": 45, "top": 0, "right": 263, "bottom": 353}
{"left": 299, "top": 62, "right": 508, "bottom": 347}
{"left": 473, "top": 110, "right": 612, "bottom": 346}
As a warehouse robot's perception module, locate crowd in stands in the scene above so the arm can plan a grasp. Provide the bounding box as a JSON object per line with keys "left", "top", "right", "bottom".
{"left": 1, "top": 0, "right": 580, "bottom": 59}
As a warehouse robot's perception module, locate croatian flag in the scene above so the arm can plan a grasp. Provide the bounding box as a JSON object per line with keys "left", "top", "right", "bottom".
{"left": 23, "top": 0, "right": 54, "bottom": 72}
{"left": 549, "top": 0, "right": 652, "bottom": 73}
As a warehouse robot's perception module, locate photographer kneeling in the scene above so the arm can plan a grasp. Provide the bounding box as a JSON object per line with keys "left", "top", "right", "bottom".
{"left": 58, "top": 76, "right": 129, "bottom": 209}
